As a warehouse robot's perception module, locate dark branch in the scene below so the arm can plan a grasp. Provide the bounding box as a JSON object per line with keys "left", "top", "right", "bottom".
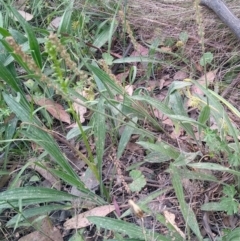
{"left": 200, "top": 0, "right": 240, "bottom": 40}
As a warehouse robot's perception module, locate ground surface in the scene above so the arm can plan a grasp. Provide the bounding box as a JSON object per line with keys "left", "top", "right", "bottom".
{"left": 1, "top": 0, "right": 240, "bottom": 240}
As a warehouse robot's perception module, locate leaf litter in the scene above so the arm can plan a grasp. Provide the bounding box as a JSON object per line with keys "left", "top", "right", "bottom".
{"left": 3, "top": 0, "right": 240, "bottom": 240}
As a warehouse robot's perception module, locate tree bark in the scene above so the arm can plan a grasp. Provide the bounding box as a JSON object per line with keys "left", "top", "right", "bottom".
{"left": 200, "top": 0, "right": 240, "bottom": 40}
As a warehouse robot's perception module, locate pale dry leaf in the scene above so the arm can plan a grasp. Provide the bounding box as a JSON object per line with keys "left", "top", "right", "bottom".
{"left": 19, "top": 217, "right": 63, "bottom": 241}
{"left": 72, "top": 89, "right": 87, "bottom": 123}
{"left": 126, "top": 142, "right": 144, "bottom": 155}
{"left": 130, "top": 43, "right": 149, "bottom": 57}
{"left": 48, "top": 17, "right": 62, "bottom": 30}
{"left": 17, "top": 10, "right": 33, "bottom": 21}
{"left": 162, "top": 117, "right": 174, "bottom": 126}
{"left": 159, "top": 79, "right": 165, "bottom": 90}
{"left": 64, "top": 205, "right": 115, "bottom": 229}
{"left": 153, "top": 109, "right": 174, "bottom": 127}
{"left": 30, "top": 163, "right": 61, "bottom": 190}
{"left": 191, "top": 69, "right": 217, "bottom": 95}
{"left": 173, "top": 70, "right": 188, "bottom": 80}
{"left": 125, "top": 85, "right": 133, "bottom": 96}
{"left": 198, "top": 70, "right": 218, "bottom": 83}
{"left": 32, "top": 97, "right": 71, "bottom": 124}
{"left": 115, "top": 70, "right": 129, "bottom": 83}
{"left": 160, "top": 46, "right": 172, "bottom": 52}
{"left": 81, "top": 168, "right": 99, "bottom": 190}
{"left": 163, "top": 210, "right": 186, "bottom": 239}
{"left": 116, "top": 85, "right": 133, "bottom": 101}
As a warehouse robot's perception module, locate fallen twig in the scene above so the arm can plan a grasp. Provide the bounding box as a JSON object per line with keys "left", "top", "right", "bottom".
{"left": 200, "top": 0, "right": 240, "bottom": 40}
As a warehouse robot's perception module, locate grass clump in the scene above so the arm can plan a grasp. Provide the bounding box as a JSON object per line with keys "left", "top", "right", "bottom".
{"left": 0, "top": 0, "right": 240, "bottom": 240}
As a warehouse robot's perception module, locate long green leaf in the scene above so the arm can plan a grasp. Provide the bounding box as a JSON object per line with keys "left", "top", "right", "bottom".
{"left": 170, "top": 164, "right": 203, "bottom": 240}
{"left": 58, "top": 1, "right": 74, "bottom": 34}
{"left": 169, "top": 91, "right": 195, "bottom": 138}
{"left": 117, "top": 117, "right": 137, "bottom": 158}
{"left": 0, "top": 60, "right": 23, "bottom": 93}
{"left": 50, "top": 169, "right": 105, "bottom": 205}
{"left": 7, "top": 204, "right": 70, "bottom": 227}
{"left": 137, "top": 141, "right": 180, "bottom": 160}
{"left": 3, "top": 94, "right": 78, "bottom": 178}
{"left": 87, "top": 64, "right": 124, "bottom": 95}
{"left": 8, "top": 6, "right": 42, "bottom": 68}
{"left": 187, "top": 162, "right": 240, "bottom": 177}
{"left": 0, "top": 187, "right": 76, "bottom": 202}
{"left": 88, "top": 216, "right": 172, "bottom": 241}
{"left": 94, "top": 98, "right": 106, "bottom": 195}
{"left": 0, "top": 198, "right": 64, "bottom": 212}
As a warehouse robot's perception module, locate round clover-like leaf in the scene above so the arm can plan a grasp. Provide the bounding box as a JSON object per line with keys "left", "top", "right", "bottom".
{"left": 200, "top": 52, "right": 213, "bottom": 66}
{"left": 129, "top": 170, "right": 146, "bottom": 192}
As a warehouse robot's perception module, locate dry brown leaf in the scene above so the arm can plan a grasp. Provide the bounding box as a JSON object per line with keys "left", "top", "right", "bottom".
{"left": 19, "top": 217, "right": 63, "bottom": 241}
{"left": 198, "top": 70, "right": 218, "bottom": 83}
{"left": 115, "top": 70, "right": 129, "bottom": 83}
{"left": 191, "top": 70, "right": 217, "bottom": 95}
{"left": 173, "top": 70, "right": 188, "bottom": 80}
{"left": 30, "top": 163, "right": 61, "bottom": 190}
{"left": 163, "top": 210, "right": 186, "bottom": 239}
{"left": 130, "top": 44, "right": 149, "bottom": 57}
{"left": 64, "top": 205, "right": 115, "bottom": 229}
{"left": 31, "top": 97, "right": 71, "bottom": 124}
{"left": 17, "top": 10, "right": 33, "bottom": 21}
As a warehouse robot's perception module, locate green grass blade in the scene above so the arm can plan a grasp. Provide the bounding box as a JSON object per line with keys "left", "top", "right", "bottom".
{"left": 209, "top": 89, "right": 240, "bottom": 118}
{"left": 3, "top": 93, "right": 41, "bottom": 125}
{"left": 93, "top": 22, "right": 117, "bottom": 49}
{"left": 197, "top": 105, "right": 210, "bottom": 136}
{"left": 7, "top": 204, "right": 70, "bottom": 227}
{"left": 168, "top": 91, "right": 195, "bottom": 139}
{"left": 170, "top": 163, "right": 203, "bottom": 240}
{"left": 88, "top": 64, "right": 124, "bottom": 95}
{"left": 0, "top": 198, "right": 66, "bottom": 212}
{"left": 94, "top": 98, "right": 106, "bottom": 194}
{"left": 0, "top": 60, "right": 24, "bottom": 93}
{"left": 21, "top": 128, "right": 78, "bottom": 178}
{"left": 3, "top": 94, "right": 78, "bottom": 178}
{"left": 88, "top": 216, "right": 172, "bottom": 241}
{"left": 8, "top": 6, "right": 42, "bottom": 68}
{"left": 176, "top": 167, "right": 218, "bottom": 182}
{"left": 137, "top": 141, "right": 180, "bottom": 160}
{"left": 113, "top": 56, "right": 160, "bottom": 64}
{"left": 58, "top": 1, "right": 74, "bottom": 34}
{"left": 49, "top": 169, "right": 105, "bottom": 205}
{"left": 187, "top": 162, "right": 240, "bottom": 177}
{"left": 117, "top": 117, "right": 137, "bottom": 159}
{"left": 201, "top": 202, "right": 227, "bottom": 212}
{"left": 0, "top": 187, "right": 76, "bottom": 202}
{"left": 0, "top": 27, "right": 11, "bottom": 37}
